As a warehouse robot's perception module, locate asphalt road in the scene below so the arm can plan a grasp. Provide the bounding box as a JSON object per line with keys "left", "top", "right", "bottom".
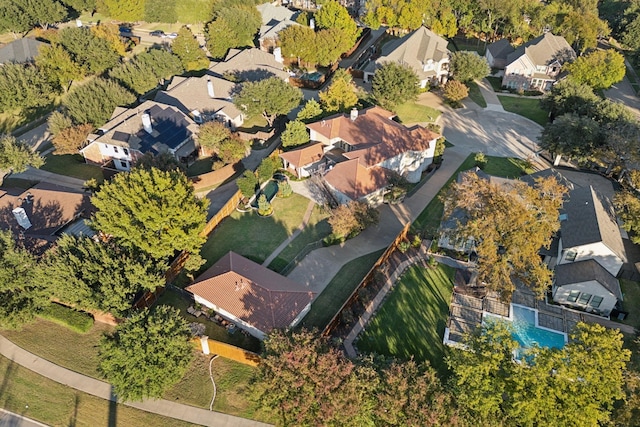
{"left": 0, "top": 409, "right": 47, "bottom": 427}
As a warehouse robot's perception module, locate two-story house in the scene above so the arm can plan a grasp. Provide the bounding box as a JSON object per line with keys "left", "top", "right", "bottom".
{"left": 363, "top": 26, "right": 450, "bottom": 88}
{"left": 256, "top": 2, "right": 300, "bottom": 53}
{"left": 493, "top": 32, "right": 575, "bottom": 91}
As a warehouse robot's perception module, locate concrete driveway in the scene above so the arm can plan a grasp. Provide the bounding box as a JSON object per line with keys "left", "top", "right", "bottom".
{"left": 604, "top": 76, "right": 640, "bottom": 119}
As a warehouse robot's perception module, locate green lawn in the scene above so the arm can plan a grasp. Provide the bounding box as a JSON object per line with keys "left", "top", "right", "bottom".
{"left": 394, "top": 101, "right": 441, "bottom": 124}
{"left": 0, "top": 355, "right": 198, "bottom": 427}
{"left": 187, "top": 156, "right": 214, "bottom": 176}
{"left": 200, "top": 193, "right": 311, "bottom": 269}
{"left": 268, "top": 206, "right": 331, "bottom": 273}
{"left": 301, "top": 249, "right": 385, "bottom": 330}
{"left": 447, "top": 37, "right": 486, "bottom": 54}
{"left": 467, "top": 81, "right": 487, "bottom": 108}
{"left": 412, "top": 154, "right": 533, "bottom": 238}
{"left": 619, "top": 279, "right": 640, "bottom": 330}
{"left": 487, "top": 76, "right": 504, "bottom": 92}
{"left": 356, "top": 264, "right": 455, "bottom": 375}
{"left": 497, "top": 96, "right": 548, "bottom": 127}
{"left": 41, "top": 154, "right": 105, "bottom": 182}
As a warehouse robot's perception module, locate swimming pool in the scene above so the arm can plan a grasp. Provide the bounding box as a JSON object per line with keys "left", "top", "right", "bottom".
{"left": 250, "top": 180, "right": 279, "bottom": 208}
{"left": 510, "top": 305, "right": 566, "bottom": 350}
{"left": 301, "top": 71, "right": 324, "bottom": 82}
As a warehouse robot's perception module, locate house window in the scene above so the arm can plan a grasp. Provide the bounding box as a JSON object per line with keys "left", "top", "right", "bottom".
{"left": 123, "top": 148, "right": 129, "bottom": 156}
{"left": 565, "top": 250, "right": 577, "bottom": 262}
{"left": 113, "top": 146, "right": 119, "bottom": 153}
{"left": 567, "top": 290, "right": 580, "bottom": 302}
{"left": 589, "top": 296, "right": 603, "bottom": 308}
{"left": 578, "top": 293, "right": 592, "bottom": 305}
{"left": 120, "top": 160, "right": 128, "bottom": 169}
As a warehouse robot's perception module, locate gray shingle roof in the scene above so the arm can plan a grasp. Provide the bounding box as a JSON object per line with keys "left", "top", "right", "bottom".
{"left": 209, "top": 48, "right": 289, "bottom": 82}
{"left": 555, "top": 259, "right": 622, "bottom": 300}
{"left": 487, "top": 38, "right": 514, "bottom": 61}
{"left": 0, "top": 38, "right": 44, "bottom": 64}
{"left": 506, "top": 32, "right": 575, "bottom": 67}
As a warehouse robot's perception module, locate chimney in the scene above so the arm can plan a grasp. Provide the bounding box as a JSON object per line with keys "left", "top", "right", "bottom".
{"left": 141, "top": 113, "right": 153, "bottom": 134}
{"left": 350, "top": 108, "right": 358, "bottom": 121}
{"left": 207, "top": 78, "right": 215, "bottom": 98}
{"left": 310, "top": 19, "right": 315, "bottom": 30}
{"left": 273, "top": 47, "right": 283, "bottom": 64}
{"left": 12, "top": 207, "right": 32, "bottom": 230}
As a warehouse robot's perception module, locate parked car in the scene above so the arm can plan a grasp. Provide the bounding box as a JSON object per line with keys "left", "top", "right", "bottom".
{"left": 150, "top": 30, "right": 164, "bottom": 37}
{"left": 119, "top": 26, "right": 133, "bottom": 34}
{"left": 163, "top": 32, "right": 178, "bottom": 39}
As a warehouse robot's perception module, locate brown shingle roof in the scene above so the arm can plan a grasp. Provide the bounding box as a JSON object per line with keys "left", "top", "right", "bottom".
{"left": 186, "top": 252, "right": 316, "bottom": 333}
{"left": 279, "top": 142, "right": 324, "bottom": 169}
{"left": 324, "top": 158, "right": 390, "bottom": 200}
{"left": 307, "top": 106, "right": 440, "bottom": 167}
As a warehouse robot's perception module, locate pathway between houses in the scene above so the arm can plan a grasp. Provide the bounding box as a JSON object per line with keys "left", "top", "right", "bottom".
{"left": 262, "top": 199, "right": 316, "bottom": 267}
{"left": 477, "top": 78, "right": 504, "bottom": 112}
{"left": 0, "top": 335, "right": 271, "bottom": 427}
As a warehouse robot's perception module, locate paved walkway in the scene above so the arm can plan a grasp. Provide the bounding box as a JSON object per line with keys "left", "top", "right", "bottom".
{"left": 262, "top": 199, "right": 316, "bottom": 266}
{"left": 11, "top": 167, "right": 87, "bottom": 190}
{"left": 0, "top": 336, "right": 271, "bottom": 427}
{"left": 477, "top": 78, "right": 504, "bottom": 111}
{"left": 0, "top": 409, "right": 48, "bottom": 427}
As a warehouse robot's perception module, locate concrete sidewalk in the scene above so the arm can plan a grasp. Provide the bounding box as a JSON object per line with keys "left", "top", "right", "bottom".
{"left": 0, "top": 335, "right": 271, "bottom": 427}
{"left": 11, "top": 167, "right": 87, "bottom": 190}
{"left": 477, "top": 78, "right": 504, "bottom": 112}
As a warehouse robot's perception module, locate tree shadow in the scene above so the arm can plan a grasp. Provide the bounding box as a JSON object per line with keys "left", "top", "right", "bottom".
{"left": 67, "top": 393, "right": 80, "bottom": 427}
{"left": 0, "top": 358, "right": 16, "bottom": 407}
{"left": 108, "top": 386, "right": 117, "bottom": 427}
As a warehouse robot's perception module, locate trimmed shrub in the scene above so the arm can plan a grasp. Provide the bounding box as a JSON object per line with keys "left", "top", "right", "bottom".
{"left": 38, "top": 303, "right": 94, "bottom": 333}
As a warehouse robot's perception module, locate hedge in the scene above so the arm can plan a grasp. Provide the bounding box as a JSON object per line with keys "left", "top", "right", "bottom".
{"left": 38, "top": 303, "right": 94, "bottom": 333}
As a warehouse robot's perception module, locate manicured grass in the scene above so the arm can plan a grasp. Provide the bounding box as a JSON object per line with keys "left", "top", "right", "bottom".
{"left": 239, "top": 114, "right": 269, "bottom": 130}
{"left": 301, "top": 249, "right": 385, "bottom": 330}
{"left": 1, "top": 319, "right": 112, "bottom": 379}
{"left": 497, "top": 96, "right": 548, "bottom": 127}
{"left": 487, "top": 76, "right": 504, "bottom": 92}
{"left": 447, "top": 37, "right": 486, "bottom": 54}
{"left": 467, "top": 81, "right": 487, "bottom": 108}
{"left": 0, "top": 355, "right": 198, "bottom": 427}
{"left": 38, "top": 303, "right": 94, "bottom": 333}
{"left": 41, "top": 154, "right": 105, "bottom": 182}
{"left": 187, "top": 156, "right": 214, "bottom": 176}
{"left": 394, "top": 101, "right": 442, "bottom": 124}
{"left": 1, "top": 178, "right": 37, "bottom": 189}
{"left": 156, "top": 289, "right": 261, "bottom": 353}
{"left": 268, "top": 206, "right": 331, "bottom": 273}
{"left": 357, "top": 264, "right": 455, "bottom": 374}
{"left": 619, "top": 279, "right": 640, "bottom": 330}
{"left": 200, "top": 193, "right": 311, "bottom": 268}
{"left": 412, "top": 154, "right": 533, "bottom": 237}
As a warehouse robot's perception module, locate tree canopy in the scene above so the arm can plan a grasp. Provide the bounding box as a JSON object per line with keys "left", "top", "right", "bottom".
{"left": 59, "top": 26, "right": 121, "bottom": 76}
{"left": 314, "top": 0, "right": 360, "bottom": 48}
{"left": 539, "top": 113, "right": 602, "bottom": 161}
{"left": 614, "top": 190, "right": 640, "bottom": 244}
{"left": 449, "top": 51, "right": 491, "bottom": 83}
{"left": 565, "top": 49, "right": 626, "bottom": 90}
{"left": 63, "top": 78, "right": 135, "bottom": 127}
{"left": 90, "top": 167, "right": 209, "bottom": 262}
{"left": 99, "top": 305, "right": 193, "bottom": 401}
{"left": 0, "top": 135, "right": 44, "bottom": 184}
{"left": 444, "top": 172, "right": 567, "bottom": 299}
{"left": 443, "top": 80, "right": 468, "bottom": 106}
{"left": 102, "top": 0, "right": 145, "bottom": 21}
{"left": 296, "top": 99, "right": 323, "bottom": 123}
{"left": 319, "top": 69, "right": 358, "bottom": 113}
{"left": 171, "top": 26, "right": 209, "bottom": 72}
{"left": 372, "top": 62, "right": 420, "bottom": 109}
{"left": 36, "top": 43, "right": 83, "bottom": 93}
{"left": 234, "top": 77, "right": 303, "bottom": 126}
{"left": 0, "top": 63, "right": 54, "bottom": 113}
{"left": 205, "top": 3, "right": 261, "bottom": 59}
{"left": 197, "top": 121, "right": 231, "bottom": 155}
{"left": 0, "top": 0, "right": 66, "bottom": 34}
{"left": 281, "top": 120, "right": 310, "bottom": 148}
{"left": 109, "top": 48, "right": 183, "bottom": 95}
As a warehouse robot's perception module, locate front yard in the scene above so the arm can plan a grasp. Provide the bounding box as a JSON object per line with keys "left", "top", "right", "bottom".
{"left": 467, "top": 81, "right": 487, "bottom": 108}
{"left": 40, "top": 154, "right": 105, "bottom": 182}
{"left": 497, "top": 96, "right": 548, "bottom": 127}
{"left": 394, "top": 101, "right": 442, "bottom": 124}
{"left": 356, "top": 263, "right": 455, "bottom": 375}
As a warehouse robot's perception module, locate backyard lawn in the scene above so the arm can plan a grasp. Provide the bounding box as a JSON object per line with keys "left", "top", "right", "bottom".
{"left": 356, "top": 263, "right": 455, "bottom": 374}
{"left": 199, "top": 193, "right": 312, "bottom": 268}
{"left": 41, "top": 154, "right": 105, "bottom": 182}
{"left": 619, "top": 279, "right": 640, "bottom": 330}
{"left": 467, "top": 81, "right": 487, "bottom": 108}
{"left": 301, "top": 249, "right": 385, "bottom": 330}
{"left": 497, "top": 96, "right": 548, "bottom": 127}
{"left": 394, "top": 101, "right": 441, "bottom": 124}
{"left": 0, "top": 355, "right": 197, "bottom": 427}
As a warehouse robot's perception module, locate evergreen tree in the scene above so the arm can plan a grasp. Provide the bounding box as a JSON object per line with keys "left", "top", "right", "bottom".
{"left": 171, "top": 26, "right": 209, "bottom": 72}
{"left": 234, "top": 77, "right": 303, "bottom": 127}
{"left": 63, "top": 78, "right": 135, "bottom": 127}
{"left": 281, "top": 120, "right": 309, "bottom": 148}
{"left": 372, "top": 62, "right": 420, "bottom": 109}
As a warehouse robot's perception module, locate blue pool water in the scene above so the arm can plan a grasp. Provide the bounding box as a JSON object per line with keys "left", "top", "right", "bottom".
{"left": 251, "top": 180, "right": 279, "bottom": 208}
{"left": 301, "top": 71, "right": 324, "bottom": 82}
{"left": 510, "top": 305, "right": 566, "bottom": 350}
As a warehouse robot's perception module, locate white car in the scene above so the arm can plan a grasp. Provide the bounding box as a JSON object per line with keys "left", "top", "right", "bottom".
{"left": 162, "top": 32, "right": 178, "bottom": 39}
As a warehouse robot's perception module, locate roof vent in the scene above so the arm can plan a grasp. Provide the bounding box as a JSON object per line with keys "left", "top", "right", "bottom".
{"left": 12, "top": 207, "right": 32, "bottom": 230}
{"left": 207, "top": 78, "right": 215, "bottom": 98}
{"left": 350, "top": 108, "right": 358, "bottom": 121}
{"left": 141, "top": 113, "right": 153, "bottom": 134}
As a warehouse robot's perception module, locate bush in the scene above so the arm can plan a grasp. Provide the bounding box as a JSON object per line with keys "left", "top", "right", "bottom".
{"left": 38, "top": 303, "right": 94, "bottom": 333}
{"left": 474, "top": 152, "right": 487, "bottom": 168}
{"left": 257, "top": 194, "right": 273, "bottom": 216}
{"left": 278, "top": 180, "right": 293, "bottom": 198}
{"left": 236, "top": 170, "right": 258, "bottom": 198}
{"left": 411, "top": 234, "right": 422, "bottom": 248}
{"left": 398, "top": 240, "right": 410, "bottom": 253}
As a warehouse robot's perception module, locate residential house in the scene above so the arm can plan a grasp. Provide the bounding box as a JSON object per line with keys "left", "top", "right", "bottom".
{"left": 80, "top": 100, "right": 199, "bottom": 171}
{"left": 363, "top": 26, "right": 450, "bottom": 88}
{"left": 209, "top": 48, "right": 289, "bottom": 83}
{"left": 0, "top": 38, "right": 45, "bottom": 64}
{"left": 257, "top": 2, "right": 300, "bottom": 53}
{"left": 0, "top": 182, "right": 93, "bottom": 254}
{"left": 155, "top": 74, "right": 244, "bottom": 130}
{"left": 186, "top": 251, "right": 316, "bottom": 340}
{"left": 485, "top": 38, "right": 513, "bottom": 70}
{"left": 279, "top": 142, "right": 325, "bottom": 178}
{"left": 500, "top": 32, "right": 575, "bottom": 91}
{"left": 282, "top": 106, "right": 439, "bottom": 204}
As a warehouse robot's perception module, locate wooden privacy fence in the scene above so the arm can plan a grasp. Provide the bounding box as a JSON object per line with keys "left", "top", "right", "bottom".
{"left": 194, "top": 337, "right": 261, "bottom": 366}
{"left": 201, "top": 189, "right": 243, "bottom": 237}
{"left": 322, "top": 222, "right": 411, "bottom": 336}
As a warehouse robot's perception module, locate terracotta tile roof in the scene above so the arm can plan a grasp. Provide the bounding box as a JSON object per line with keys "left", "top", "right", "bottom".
{"left": 186, "top": 252, "right": 316, "bottom": 333}
{"left": 307, "top": 106, "right": 440, "bottom": 167}
{"left": 279, "top": 142, "right": 324, "bottom": 169}
{"left": 324, "top": 158, "right": 391, "bottom": 200}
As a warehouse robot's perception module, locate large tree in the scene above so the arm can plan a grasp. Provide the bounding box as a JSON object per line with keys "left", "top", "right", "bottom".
{"left": 319, "top": 69, "right": 358, "bottom": 113}
{"left": 52, "top": 123, "right": 94, "bottom": 155}
{"left": 0, "top": 0, "right": 67, "bottom": 34}
{"left": 444, "top": 172, "right": 567, "bottom": 299}
{"left": 90, "top": 167, "right": 209, "bottom": 262}
{"left": 36, "top": 44, "right": 83, "bottom": 93}
{"left": 205, "top": 4, "right": 261, "bottom": 58}
{"left": 449, "top": 51, "right": 491, "bottom": 83}
{"left": 204, "top": 18, "right": 236, "bottom": 59}
{"left": 171, "top": 26, "right": 209, "bottom": 72}
{"left": 281, "top": 120, "right": 310, "bottom": 148}
{"left": 63, "top": 78, "right": 135, "bottom": 127}
{"left": 565, "top": 49, "right": 626, "bottom": 90}
{"left": 0, "top": 230, "right": 50, "bottom": 329}
{"left": 372, "top": 62, "right": 420, "bottom": 109}
{"left": 99, "top": 305, "right": 193, "bottom": 401}
{"left": 0, "top": 135, "right": 44, "bottom": 185}
{"left": 540, "top": 79, "right": 600, "bottom": 120}
{"left": 314, "top": 0, "right": 359, "bottom": 47}
{"left": 144, "top": 0, "right": 177, "bottom": 23}
{"left": 539, "top": 113, "right": 602, "bottom": 162}
{"left": 102, "top": 0, "right": 145, "bottom": 21}
{"left": 279, "top": 25, "right": 316, "bottom": 67}
{"left": 58, "top": 27, "right": 121, "bottom": 76}
{"left": 197, "top": 121, "right": 231, "bottom": 155}
{"left": 448, "top": 321, "right": 630, "bottom": 426}
{"left": 45, "top": 235, "right": 163, "bottom": 315}
{"left": 234, "top": 77, "right": 303, "bottom": 127}
{"left": 109, "top": 48, "right": 183, "bottom": 95}
{"left": 0, "top": 63, "right": 54, "bottom": 113}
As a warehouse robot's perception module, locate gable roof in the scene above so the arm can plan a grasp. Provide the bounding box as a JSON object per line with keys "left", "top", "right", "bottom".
{"left": 307, "top": 106, "right": 440, "bottom": 167}
{"left": 83, "top": 100, "right": 198, "bottom": 155}
{"left": 560, "top": 186, "right": 626, "bottom": 261}
{"left": 555, "top": 259, "right": 623, "bottom": 300}
{"left": 506, "top": 32, "right": 575, "bottom": 67}
{"left": 209, "top": 48, "right": 289, "bottom": 82}
{"left": 0, "top": 38, "right": 45, "bottom": 64}
{"left": 186, "top": 252, "right": 316, "bottom": 333}
{"left": 366, "top": 26, "right": 449, "bottom": 79}
{"left": 324, "top": 158, "right": 391, "bottom": 200}
{"left": 279, "top": 142, "right": 324, "bottom": 169}
{"left": 154, "top": 75, "right": 242, "bottom": 121}
{"left": 256, "top": 2, "right": 297, "bottom": 25}
{"left": 487, "top": 38, "right": 514, "bottom": 61}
